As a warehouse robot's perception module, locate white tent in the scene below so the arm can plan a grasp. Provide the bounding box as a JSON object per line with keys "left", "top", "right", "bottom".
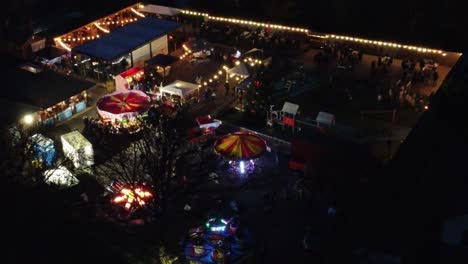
{"left": 316, "top": 112, "right": 336, "bottom": 127}
{"left": 160, "top": 80, "right": 199, "bottom": 98}
{"left": 228, "top": 62, "right": 250, "bottom": 77}
{"left": 281, "top": 102, "right": 299, "bottom": 115}
{"left": 61, "top": 131, "right": 94, "bottom": 169}
{"left": 43, "top": 166, "right": 79, "bottom": 187}
{"left": 140, "top": 4, "right": 181, "bottom": 16}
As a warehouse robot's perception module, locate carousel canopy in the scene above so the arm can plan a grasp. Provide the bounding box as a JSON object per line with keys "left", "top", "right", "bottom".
{"left": 160, "top": 80, "right": 199, "bottom": 97}
{"left": 214, "top": 132, "right": 267, "bottom": 160}
{"left": 97, "top": 90, "right": 151, "bottom": 121}
{"left": 228, "top": 62, "right": 249, "bottom": 77}
{"left": 73, "top": 17, "right": 180, "bottom": 61}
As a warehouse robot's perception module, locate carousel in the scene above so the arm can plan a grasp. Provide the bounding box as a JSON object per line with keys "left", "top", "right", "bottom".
{"left": 96, "top": 90, "right": 151, "bottom": 133}
{"left": 214, "top": 131, "right": 267, "bottom": 175}
{"left": 185, "top": 214, "right": 252, "bottom": 264}
{"left": 109, "top": 180, "right": 154, "bottom": 221}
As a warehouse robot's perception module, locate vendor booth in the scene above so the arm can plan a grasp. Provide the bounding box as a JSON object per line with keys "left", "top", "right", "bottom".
{"left": 43, "top": 166, "right": 79, "bottom": 188}
{"left": 159, "top": 80, "right": 199, "bottom": 106}
{"left": 61, "top": 131, "right": 94, "bottom": 169}
{"left": 30, "top": 134, "right": 56, "bottom": 167}
{"left": 144, "top": 54, "right": 178, "bottom": 77}
{"left": 115, "top": 67, "right": 144, "bottom": 91}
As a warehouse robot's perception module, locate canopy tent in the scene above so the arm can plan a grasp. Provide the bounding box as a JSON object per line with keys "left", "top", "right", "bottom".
{"left": 140, "top": 4, "right": 181, "bottom": 16}
{"left": 43, "top": 166, "right": 79, "bottom": 188}
{"left": 97, "top": 90, "right": 151, "bottom": 121}
{"left": 160, "top": 80, "right": 199, "bottom": 98}
{"left": 228, "top": 62, "right": 250, "bottom": 77}
{"left": 30, "top": 134, "right": 56, "bottom": 167}
{"left": 73, "top": 17, "right": 180, "bottom": 61}
{"left": 214, "top": 132, "right": 267, "bottom": 161}
{"left": 316, "top": 111, "right": 336, "bottom": 126}
{"left": 61, "top": 131, "right": 94, "bottom": 169}
{"left": 281, "top": 102, "right": 299, "bottom": 115}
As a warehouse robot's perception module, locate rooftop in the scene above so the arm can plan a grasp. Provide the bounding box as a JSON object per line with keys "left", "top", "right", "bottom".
{"left": 73, "top": 17, "right": 180, "bottom": 61}
{"left": 4, "top": 60, "right": 95, "bottom": 110}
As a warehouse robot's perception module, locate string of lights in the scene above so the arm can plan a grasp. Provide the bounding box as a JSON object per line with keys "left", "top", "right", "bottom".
{"left": 60, "top": 35, "right": 100, "bottom": 43}
{"left": 180, "top": 10, "right": 308, "bottom": 34}
{"left": 94, "top": 23, "right": 110, "bottom": 33}
{"left": 131, "top": 7, "right": 145, "bottom": 18}
{"left": 96, "top": 18, "right": 138, "bottom": 25}
{"left": 180, "top": 9, "right": 455, "bottom": 56}
{"left": 325, "top": 34, "right": 448, "bottom": 56}
{"left": 54, "top": 38, "right": 71, "bottom": 51}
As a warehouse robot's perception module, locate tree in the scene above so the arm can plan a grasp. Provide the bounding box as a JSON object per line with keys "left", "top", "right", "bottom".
{"left": 0, "top": 124, "right": 56, "bottom": 185}
{"left": 94, "top": 114, "right": 184, "bottom": 219}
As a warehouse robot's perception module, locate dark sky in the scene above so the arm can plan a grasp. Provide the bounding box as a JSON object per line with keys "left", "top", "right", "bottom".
{"left": 3, "top": 0, "right": 466, "bottom": 51}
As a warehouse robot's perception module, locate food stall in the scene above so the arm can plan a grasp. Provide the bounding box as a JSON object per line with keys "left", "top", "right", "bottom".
{"left": 144, "top": 54, "right": 178, "bottom": 77}
{"left": 159, "top": 80, "right": 199, "bottom": 107}
{"left": 61, "top": 131, "right": 94, "bottom": 169}
{"left": 114, "top": 67, "right": 144, "bottom": 91}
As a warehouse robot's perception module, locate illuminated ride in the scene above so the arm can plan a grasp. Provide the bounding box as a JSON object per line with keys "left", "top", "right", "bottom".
{"left": 97, "top": 90, "right": 151, "bottom": 122}
{"left": 214, "top": 131, "right": 267, "bottom": 175}
{"left": 185, "top": 215, "right": 248, "bottom": 263}
{"left": 110, "top": 180, "right": 154, "bottom": 220}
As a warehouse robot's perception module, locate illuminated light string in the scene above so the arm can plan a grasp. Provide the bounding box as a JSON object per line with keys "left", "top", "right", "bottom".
{"left": 131, "top": 8, "right": 145, "bottom": 17}
{"left": 94, "top": 23, "right": 110, "bottom": 33}
{"left": 180, "top": 9, "right": 452, "bottom": 56}
{"left": 96, "top": 18, "right": 138, "bottom": 26}
{"left": 181, "top": 10, "right": 308, "bottom": 33}
{"left": 61, "top": 35, "right": 100, "bottom": 42}
{"left": 326, "top": 34, "right": 448, "bottom": 56}
{"left": 55, "top": 38, "right": 71, "bottom": 51}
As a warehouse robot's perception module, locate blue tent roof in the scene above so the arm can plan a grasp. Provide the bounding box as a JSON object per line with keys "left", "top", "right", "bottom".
{"left": 73, "top": 17, "right": 180, "bottom": 61}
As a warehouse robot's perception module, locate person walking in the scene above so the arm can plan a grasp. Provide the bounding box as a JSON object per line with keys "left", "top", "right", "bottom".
{"left": 224, "top": 82, "right": 230, "bottom": 96}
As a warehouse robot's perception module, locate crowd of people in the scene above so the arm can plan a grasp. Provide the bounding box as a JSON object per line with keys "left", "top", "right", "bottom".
{"left": 83, "top": 116, "right": 143, "bottom": 139}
